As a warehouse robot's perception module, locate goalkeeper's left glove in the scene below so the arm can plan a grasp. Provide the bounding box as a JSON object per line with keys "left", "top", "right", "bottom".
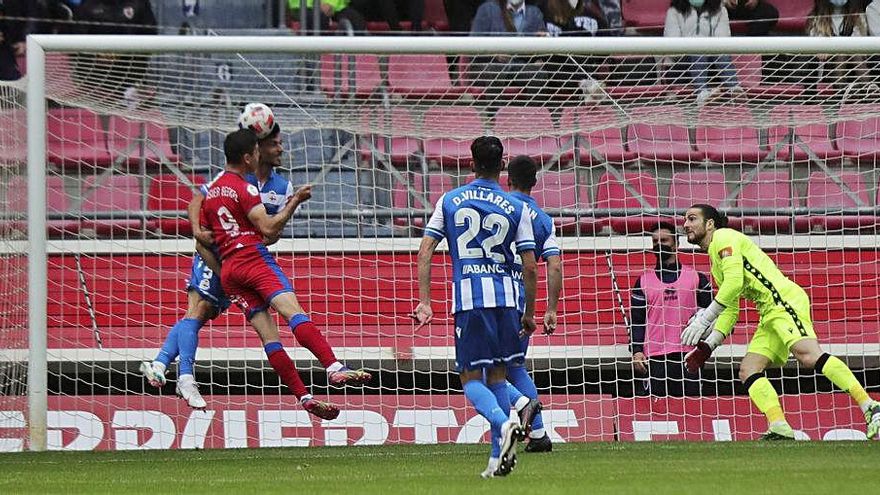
{"left": 685, "top": 330, "right": 725, "bottom": 374}
{"left": 680, "top": 300, "right": 724, "bottom": 346}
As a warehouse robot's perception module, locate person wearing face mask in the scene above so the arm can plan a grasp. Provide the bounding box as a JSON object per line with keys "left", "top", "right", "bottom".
{"left": 629, "top": 222, "right": 713, "bottom": 397}
{"left": 867, "top": 0, "right": 880, "bottom": 35}
{"left": 664, "top": 0, "right": 743, "bottom": 106}
{"left": 806, "top": 0, "right": 873, "bottom": 101}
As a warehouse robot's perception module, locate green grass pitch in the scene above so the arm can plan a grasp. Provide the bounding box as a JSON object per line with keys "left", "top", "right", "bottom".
{"left": 0, "top": 442, "right": 874, "bottom": 494}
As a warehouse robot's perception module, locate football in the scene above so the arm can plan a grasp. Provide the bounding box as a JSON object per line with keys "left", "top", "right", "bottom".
{"left": 237, "top": 102, "right": 276, "bottom": 139}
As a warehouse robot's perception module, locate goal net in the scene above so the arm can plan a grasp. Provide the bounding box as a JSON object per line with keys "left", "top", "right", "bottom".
{"left": 3, "top": 35, "right": 879, "bottom": 450}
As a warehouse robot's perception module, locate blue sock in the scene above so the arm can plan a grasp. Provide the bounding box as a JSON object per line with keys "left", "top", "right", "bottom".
{"left": 155, "top": 318, "right": 184, "bottom": 367}
{"left": 463, "top": 380, "right": 508, "bottom": 458}
{"left": 508, "top": 365, "right": 543, "bottom": 433}
{"left": 176, "top": 318, "right": 203, "bottom": 376}
{"left": 506, "top": 382, "right": 524, "bottom": 408}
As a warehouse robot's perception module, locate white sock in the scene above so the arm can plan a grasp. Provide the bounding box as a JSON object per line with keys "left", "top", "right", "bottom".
{"left": 178, "top": 374, "right": 195, "bottom": 385}
{"left": 529, "top": 427, "right": 545, "bottom": 439}
{"left": 769, "top": 420, "right": 789, "bottom": 429}
{"left": 859, "top": 400, "right": 875, "bottom": 414}
{"left": 326, "top": 362, "right": 344, "bottom": 373}
{"left": 514, "top": 396, "right": 530, "bottom": 412}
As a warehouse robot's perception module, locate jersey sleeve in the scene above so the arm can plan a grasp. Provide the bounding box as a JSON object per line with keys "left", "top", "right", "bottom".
{"left": 514, "top": 204, "right": 536, "bottom": 254}
{"left": 541, "top": 224, "right": 561, "bottom": 261}
{"left": 198, "top": 184, "right": 208, "bottom": 197}
{"left": 711, "top": 230, "right": 745, "bottom": 335}
{"left": 240, "top": 182, "right": 263, "bottom": 214}
{"left": 284, "top": 181, "right": 295, "bottom": 203}
{"left": 424, "top": 193, "right": 446, "bottom": 240}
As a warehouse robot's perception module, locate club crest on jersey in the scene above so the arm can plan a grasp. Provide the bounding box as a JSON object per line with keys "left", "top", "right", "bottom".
{"left": 268, "top": 191, "right": 278, "bottom": 202}
{"left": 247, "top": 184, "right": 259, "bottom": 196}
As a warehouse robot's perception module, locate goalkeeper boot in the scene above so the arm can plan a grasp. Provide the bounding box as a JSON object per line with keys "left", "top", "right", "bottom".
{"left": 328, "top": 366, "right": 372, "bottom": 386}
{"left": 760, "top": 422, "right": 795, "bottom": 441}
{"left": 517, "top": 399, "right": 542, "bottom": 438}
{"left": 175, "top": 375, "right": 206, "bottom": 409}
{"left": 140, "top": 361, "right": 166, "bottom": 388}
{"left": 495, "top": 419, "right": 523, "bottom": 477}
{"left": 524, "top": 433, "right": 553, "bottom": 453}
{"left": 302, "top": 397, "right": 340, "bottom": 420}
{"left": 865, "top": 402, "right": 880, "bottom": 440}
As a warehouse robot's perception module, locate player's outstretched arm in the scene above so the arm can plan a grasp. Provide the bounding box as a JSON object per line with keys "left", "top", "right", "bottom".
{"left": 248, "top": 185, "right": 312, "bottom": 238}
{"left": 543, "top": 254, "right": 561, "bottom": 335}
{"left": 520, "top": 250, "right": 538, "bottom": 336}
{"left": 412, "top": 236, "right": 440, "bottom": 329}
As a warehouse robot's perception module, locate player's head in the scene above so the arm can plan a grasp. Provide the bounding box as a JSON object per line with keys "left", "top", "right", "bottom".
{"left": 224, "top": 128, "right": 260, "bottom": 172}
{"left": 649, "top": 221, "right": 678, "bottom": 265}
{"left": 507, "top": 155, "right": 538, "bottom": 193}
{"left": 258, "top": 123, "right": 283, "bottom": 169}
{"left": 683, "top": 204, "right": 728, "bottom": 248}
{"left": 470, "top": 136, "right": 505, "bottom": 179}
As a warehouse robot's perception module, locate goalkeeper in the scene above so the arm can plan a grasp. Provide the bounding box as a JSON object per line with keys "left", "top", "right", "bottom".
{"left": 681, "top": 204, "right": 880, "bottom": 440}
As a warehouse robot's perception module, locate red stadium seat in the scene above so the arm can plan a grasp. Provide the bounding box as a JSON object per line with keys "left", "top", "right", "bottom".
{"left": 492, "top": 107, "right": 560, "bottom": 165}
{"left": 387, "top": 54, "right": 464, "bottom": 99}
{"left": 732, "top": 55, "right": 805, "bottom": 98}
{"left": 735, "top": 171, "right": 795, "bottom": 234}
{"left": 532, "top": 171, "right": 590, "bottom": 234}
{"left": 559, "top": 106, "right": 633, "bottom": 165}
{"left": 81, "top": 175, "right": 145, "bottom": 236}
{"left": 627, "top": 105, "right": 702, "bottom": 163}
{"left": 391, "top": 172, "right": 455, "bottom": 229}
{"left": 0, "top": 109, "right": 27, "bottom": 165}
{"left": 766, "top": 0, "right": 811, "bottom": 33}
{"left": 359, "top": 107, "right": 421, "bottom": 167}
{"left": 594, "top": 172, "right": 663, "bottom": 234}
{"left": 320, "top": 54, "right": 381, "bottom": 100}
{"left": 804, "top": 171, "right": 874, "bottom": 232}
{"left": 424, "top": 0, "right": 449, "bottom": 31}
{"left": 767, "top": 105, "right": 842, "bottom": 162}
{"left": 696, "top": 105, "right": 764, "bottom": 163}
{"left": 422, "top": 106, "right": 485, "bottom": 169}
{"left": 47, "top": 108, "right": 112, "bottom": 169}
{"left": 835, "top": 105, "right": 880, "bottom": 164}
{"left": 621, "top": 0, "right": 668, "bottom": 33}
{"left": 2, "top": 175, "right": 79, "bottom": 236}
{"left": 108, "top": 114, "right": 179, "bottom": 167}
{"left": 146, "top": 174, "right": 206, "bottom": 236}
{"left": 667, "top": 171, "right": 729, "bottom": 210}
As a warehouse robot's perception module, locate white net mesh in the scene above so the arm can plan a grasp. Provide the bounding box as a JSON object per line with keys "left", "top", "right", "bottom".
{"left": 3, "top": 37, "right": 880, "bottom": 449}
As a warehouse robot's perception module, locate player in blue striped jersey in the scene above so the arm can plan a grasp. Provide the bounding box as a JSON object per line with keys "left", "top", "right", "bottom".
{"left": 412, "top": 137, "right": 537, "bottom": 478}
{"left": 503, "top": 155, "right": 562, "bottom": 454}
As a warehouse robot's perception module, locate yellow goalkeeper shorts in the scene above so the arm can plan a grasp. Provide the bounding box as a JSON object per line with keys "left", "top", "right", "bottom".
{"left": 747, "top": 286, "right": 816, "bottom": 366}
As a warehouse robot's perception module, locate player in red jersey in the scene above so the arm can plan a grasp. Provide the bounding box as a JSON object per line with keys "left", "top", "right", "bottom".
{"left": 200, "top": 129, "right": 371, "bottom": 419}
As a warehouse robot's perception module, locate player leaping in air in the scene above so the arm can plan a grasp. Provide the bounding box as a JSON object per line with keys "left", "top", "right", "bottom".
{"left": 680, "top": 204, "right": 880, "bottom": 440}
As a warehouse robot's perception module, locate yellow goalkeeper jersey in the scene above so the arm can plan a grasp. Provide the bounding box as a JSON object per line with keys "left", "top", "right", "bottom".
{"left": 708, "top": 228, "right": 805, "bottom": 335}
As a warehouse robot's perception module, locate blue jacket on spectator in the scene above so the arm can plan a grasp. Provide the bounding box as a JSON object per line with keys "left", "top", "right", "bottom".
{"left": 470, "top": 1, "right": 545, "bottom": 35}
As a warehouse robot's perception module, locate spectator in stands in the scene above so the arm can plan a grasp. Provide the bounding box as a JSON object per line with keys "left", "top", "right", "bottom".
{"left": 288, "top": 1, "right": 367, "bottom": 33}
{"left": 536, "top": 0, "right": 607, "bottom": 99}
{"left": 0, "top": 0, "right": 37, "bottom": 80}
{"left": 595, "top": 0, "right": 623, "bottom": 35}
{"left": 630, "top": 222, "right": 713, "bottom": 397}
{"left": 723, "top": 0, "right": 778, "bottom": 36}
{"left": 470, "top": 0, "right": 545, "bottom": 34}
{"left": 368, "top": 0, "right": 425, "bottom": 32}
{"left": 663, "top": 0, "right": 743, "bottom": 106}
{"left": 867, "top": 0, "right": 880, "bottom": 34}
{"left": 807, "top": 0, "right": 873, "bottom": 100}
{"left": 71, "top": 0, "right": 158, "bottom": 107}
{"left": 444, "top": 0, "right": 482, "bottom": 34}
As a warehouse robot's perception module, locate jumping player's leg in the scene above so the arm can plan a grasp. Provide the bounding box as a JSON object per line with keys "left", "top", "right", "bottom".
{"left": 143, "top": 290, "right": 215, "bottom": 388}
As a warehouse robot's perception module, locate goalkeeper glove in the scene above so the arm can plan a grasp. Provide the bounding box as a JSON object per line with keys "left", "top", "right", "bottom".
{"left": 680, "top": 301, "right": 724, "bottom": 346}
{"left": 684, "top": 330, "right": 725, "bottom": 374}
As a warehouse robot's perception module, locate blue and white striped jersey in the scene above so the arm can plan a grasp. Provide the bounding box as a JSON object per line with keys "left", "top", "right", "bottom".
{"left": 424, "top": 178, "right": 536, "bottom": 314}
{"left": 200, "top": 170, "right": 293, "bottom": 216}
{"left": 509, "top": 191, "right": 561, "bottom": 312}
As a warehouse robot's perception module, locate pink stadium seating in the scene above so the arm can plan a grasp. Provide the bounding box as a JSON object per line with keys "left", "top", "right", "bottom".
{"left": 424, "top": 0, "right": 449, "bottom": 31}
{"left": 2, "top": 175, "right": 79, "bottom": 236}
{"left": 0, "top": 109, "right": 27, "bottom": 164}
{"left": 359, "top": 107, "right": 421, "bottom": 167}
{"left": 621, "top": 0, "right": 668, "bottom": 32}
{"left": 732, "top": 55, "right": 805, "bottom": 98}
{"left": 835, "top": 105, "right": 880, "bottom": 163}
{"left": 47, "top": 108, "right": 112, "bottom": 169}
{"left": 391, "top": 172, "right": 454, "bottom": 229}
{"left": 108, "top": 114, "right": 178, "bottom": 167}
{"left": 559, "top": 106, "right": 633, "bottom": 165}
{"left": 531, "top": 171, "right": 589, "bottom": 234}
{"left": 803, "top": 171, "right": 874, "bottom": 232}
{"left": 767, "top": 105, "right": 842, "bottom": 162}
{"left": 492, "top": 107, "right": 560, "bottom": 165}
{"left": 422, "top": 106, "right": 485, "bottom": 168}
{"left": 593, "top": 172, "right": 663, "bottom": 234}
{"left": 767, "top": 0, "right": 811, "bottom": 33}
{"left": 146, "top": 174, "right": 206, "bottom": 236}
{"left": 320, "top": 54, "right": 381, "bottom": 99}
{"left": 667, "top": 171, "right": 729, "bottom": 210}
{"left": 627, "top": 106, "right": 702, "bottom": 163}
{"left": 696, "top": 105, "right": 764, "bottom": 163}
{"left": 81, "top": 175, "right": 145, "bottom": 236}
{"left": 735, "top": 171, "right": 795, "bottom": 234}
{"left": 387, "top": 55, "right": 463, "bottom": 98}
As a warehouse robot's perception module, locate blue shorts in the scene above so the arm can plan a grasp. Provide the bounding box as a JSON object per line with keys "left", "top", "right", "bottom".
{"left": 453, "top": 308, "right": 525, "bottom": 372}
{"left": 186, "top": 253, "right": 231, "bottom": 316}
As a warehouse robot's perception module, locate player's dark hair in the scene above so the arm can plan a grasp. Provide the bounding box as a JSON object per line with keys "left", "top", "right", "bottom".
{"left": 650, "top": 221, "right": 679, "bottom": 236}
{"left": 508, "top": 155, "right": 538, "bottom": 191}
{"left": 224, "top": 128, "right": 258, "bottom": 165}
{"left": 260, "top": 122, "right": 281, "bottom": 142}
{"left": 691, "top": 204, "right": 729, "bottom": 229}
{"left": 470, "top": 136, "right": 504, "bottom": 176}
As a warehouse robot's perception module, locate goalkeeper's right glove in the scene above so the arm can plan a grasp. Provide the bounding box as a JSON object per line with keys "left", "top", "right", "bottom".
{"left": 684, "top": 330, "right": 725, "bottom": 374}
